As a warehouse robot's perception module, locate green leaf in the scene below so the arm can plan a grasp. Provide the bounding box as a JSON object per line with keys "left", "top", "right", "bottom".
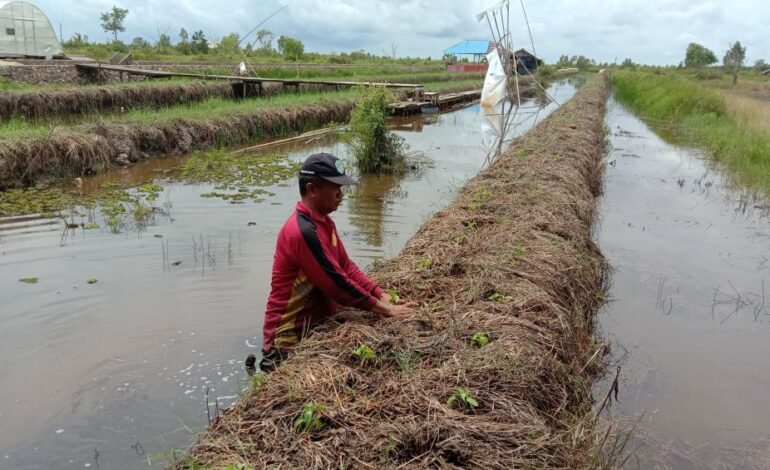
{"left": 466, "top": 397, "right": 479, "bottom": 407}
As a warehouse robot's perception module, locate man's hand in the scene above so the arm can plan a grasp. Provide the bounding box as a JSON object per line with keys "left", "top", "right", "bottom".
{"left": 383, "top": 301, "right": 417, "bottom": 318}
{"left": 372, "top": 300, "right": 417, "bottom": 318}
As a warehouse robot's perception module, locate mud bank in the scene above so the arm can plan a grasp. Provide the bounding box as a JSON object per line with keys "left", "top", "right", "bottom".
{"left": 0, "top": 83, "right": 486, "bottom": 190}
{"left": 183, "top": 74, "right": 610, "bottom": 469}
{"left": 0, "top": 81, "right": 342, "bottom": 122}
{"left": 0, "top": 100, "right": 356, "bottom": 190}
{"left": 0, "top": 73, "right": 485, "bottom": 123}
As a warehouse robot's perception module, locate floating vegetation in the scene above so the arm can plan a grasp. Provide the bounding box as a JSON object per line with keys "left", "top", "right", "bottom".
{"left": 180, "top": 150, "right": 299, "bottom": 204}
{"left": 0, "top": 179, "right": 165, "bottom": 234}
{"left": 87, "top": 278, "right": 98, "bottom": 285}
{"left": 19, "top": 277, "right": 38, "bottom": 284}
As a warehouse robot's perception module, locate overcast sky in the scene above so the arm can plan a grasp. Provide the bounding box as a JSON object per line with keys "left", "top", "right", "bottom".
{"left": 35, "top": 0, "right": 768, "bottom": 65}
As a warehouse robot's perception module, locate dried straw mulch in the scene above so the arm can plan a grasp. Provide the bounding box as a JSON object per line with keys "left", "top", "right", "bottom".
{"left": 183, "top": 73, "right": 612, "bottom": 469}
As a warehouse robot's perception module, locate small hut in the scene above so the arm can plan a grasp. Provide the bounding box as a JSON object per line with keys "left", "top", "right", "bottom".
{"left": 512, "top": 49, "right": 543, "bottom": 75}
{"left": 0, "top": 1, "right": 62, "bottom": 58}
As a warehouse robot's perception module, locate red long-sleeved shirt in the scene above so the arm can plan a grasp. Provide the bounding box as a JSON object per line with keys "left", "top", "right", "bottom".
{"left": 262, "top": 201, "right": 383, "bottom": 351}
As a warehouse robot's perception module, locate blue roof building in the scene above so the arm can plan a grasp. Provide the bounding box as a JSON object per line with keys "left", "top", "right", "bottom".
{"left": 443, "top": 40, "right": 494, "bottom": 57}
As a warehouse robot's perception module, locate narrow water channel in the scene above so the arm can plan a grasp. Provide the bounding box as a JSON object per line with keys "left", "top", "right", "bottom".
{"left": 0, "top": 81, "right": 578, "bottom": 469}
{"left": 598, "top": 98, "right": 770, "bottom": 468}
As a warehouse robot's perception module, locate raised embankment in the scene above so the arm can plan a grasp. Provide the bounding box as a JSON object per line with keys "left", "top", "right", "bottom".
{"left": 0, "top": 73, "right": 484, "bottom": 122}
{"left": 0, "top": 81, "right": 485, "bottom": 190}
{"left": 183, "top": 74, "right": 611, "bottom": 468}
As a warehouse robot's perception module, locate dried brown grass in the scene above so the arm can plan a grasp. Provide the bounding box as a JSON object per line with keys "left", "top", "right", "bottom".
{"left": 0, "top": 101, "right": 355, "bottom": 189}
{"left": 0, "top": 82, "right": 235, "bottom": 121}
{"left": 182, "top": 74, "right": 613, "bottom": 469}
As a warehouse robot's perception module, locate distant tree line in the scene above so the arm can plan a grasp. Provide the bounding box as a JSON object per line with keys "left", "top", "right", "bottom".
{"left": 60, "top": 4, "right": 436, "bottom": 64}
{"left": 608, "top": 42, "right": 766, "bottom": 84}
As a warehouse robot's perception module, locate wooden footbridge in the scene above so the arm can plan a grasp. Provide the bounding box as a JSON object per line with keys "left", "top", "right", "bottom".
{"left": 76, "top": 63, "right": 422, "bottom": 93}
{"left": 75, "top": 63, "right": 482, "bottom": 115}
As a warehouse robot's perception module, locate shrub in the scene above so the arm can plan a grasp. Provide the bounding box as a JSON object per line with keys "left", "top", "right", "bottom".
{"left": 347, "top": 86, "right": 407, "bottom": 173}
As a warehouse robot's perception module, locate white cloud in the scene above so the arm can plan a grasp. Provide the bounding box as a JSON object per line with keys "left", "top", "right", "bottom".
{"left": 33, "top": 0, "right": 769, "bottom": 64}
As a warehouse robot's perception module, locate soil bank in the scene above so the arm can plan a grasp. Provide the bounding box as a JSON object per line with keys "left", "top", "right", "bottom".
{"left": 0, "top": 83, "right": 487, "bottom": 191}
{"left": 183, "top": 74, "right": 611, "bottom": 468}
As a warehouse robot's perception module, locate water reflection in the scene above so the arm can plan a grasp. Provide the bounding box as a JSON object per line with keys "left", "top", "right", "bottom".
{"left": 346, "top": 172, "right": 407, "bottom": 247}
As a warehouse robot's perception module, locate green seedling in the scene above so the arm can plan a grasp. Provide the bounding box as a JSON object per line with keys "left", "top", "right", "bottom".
{"left": 83, "top": 223, "right": 100, "bottom": 230}
{"left": 386, "top": 288, "right": 400, "bottom": 304}
{"left": 447, "top": 387, "right": 479, "bottom": 411}
{"left": 293, "top": 402, "right": 325, "bottom": 433}
{"left": 87, "top": 278, "right": 98, "bottom": 285}
{"left": 471, "top": 331, "right": 490, "bottom": 348}
{"left": 462, "top": 219, "right": 478, "bottom": 230}
{"left": 474, "top": 187, "right": 491, "bottom": 202}
{"left": 416, "top": 257, "right": 433, "bottom": 270}
{"left": 224, "top": 464, "right": 256, "bottom": 470}
{"left": 488, "top": 292, "right": 512, "bottom": 302}
{"left": 351, "top": 344, "right": 376, "bottom": 364}
{"left": 395, "top": 350, "right": 421, "bottom": 374}
{"left": 452, "top": 234, "right": 467, "bottom": 245}
{"left": 19, "top": 277, "right": 38, "bottom": 284}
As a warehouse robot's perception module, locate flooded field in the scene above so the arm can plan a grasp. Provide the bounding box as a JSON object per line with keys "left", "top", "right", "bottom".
{"left": 598, "top": 99, "right": 770, "bottom": 468}
{"left": 0, "top": 81, "right": 577, "bottom": 469}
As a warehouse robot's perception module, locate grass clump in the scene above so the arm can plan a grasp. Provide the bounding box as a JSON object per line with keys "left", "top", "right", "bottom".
{"left": 612, "top": 70, "right": 770, "bottom": 193}
{"left": 347, "top": 86, "right": 407, "bottom": 173}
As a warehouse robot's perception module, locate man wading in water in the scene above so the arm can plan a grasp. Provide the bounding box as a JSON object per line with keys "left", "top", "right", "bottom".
{"left": 246, "top": 153, "right": 416, "bottom": 373}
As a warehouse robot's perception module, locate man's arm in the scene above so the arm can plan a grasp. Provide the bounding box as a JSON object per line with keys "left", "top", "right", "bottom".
{"left": 295, "top": 213, "right": 379, "bottom": 310}
{"left": 337, "top": 234, "right": 384, "bottom": 298}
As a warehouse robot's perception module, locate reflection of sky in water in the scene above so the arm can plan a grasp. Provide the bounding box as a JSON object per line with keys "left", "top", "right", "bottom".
{"left": 597, "top": 98, "right": 770, "bottom": 468}
{"left": 0, "top": 81, "right": 576, "bottom": 469}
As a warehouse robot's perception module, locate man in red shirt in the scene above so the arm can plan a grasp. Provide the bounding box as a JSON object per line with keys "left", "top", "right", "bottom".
{"left": 249, "top": 153, "right": 415, "bottom": 373}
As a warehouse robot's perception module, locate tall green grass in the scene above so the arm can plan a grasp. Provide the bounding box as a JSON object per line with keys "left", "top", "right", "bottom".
{"left": 612, "top": 70, "right": 770, "bottom": 193}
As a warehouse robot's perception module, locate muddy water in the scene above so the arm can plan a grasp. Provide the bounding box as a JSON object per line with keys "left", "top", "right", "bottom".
{"left": 0, "top": 82, "right": 577, "bottom": 469}
{"left": 598, "top": 99, "right": 770, "bottom": 468}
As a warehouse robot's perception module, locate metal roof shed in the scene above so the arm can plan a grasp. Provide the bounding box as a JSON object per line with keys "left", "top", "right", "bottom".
{"left": 0, "top": 1, "right": 62, "bottom": 58}
{"left": 444, "top": 40, "right": 494, "bottom": 58}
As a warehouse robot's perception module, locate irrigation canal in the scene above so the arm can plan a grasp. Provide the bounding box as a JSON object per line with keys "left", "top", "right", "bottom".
{"left": 597, "top": 98, "right": 770, "bottom": 468}
{"left": 0, "top": 81, "right": 577, "bottom": 469}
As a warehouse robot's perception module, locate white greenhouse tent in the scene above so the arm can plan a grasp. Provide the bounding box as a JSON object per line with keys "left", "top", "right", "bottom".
{"left": 0, "top": 1, "right": 62, "bottom": 58}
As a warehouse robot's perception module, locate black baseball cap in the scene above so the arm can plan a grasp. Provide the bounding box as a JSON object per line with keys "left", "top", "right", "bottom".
{"left": 299, "top": 153, "right": 357, "bottom": 186}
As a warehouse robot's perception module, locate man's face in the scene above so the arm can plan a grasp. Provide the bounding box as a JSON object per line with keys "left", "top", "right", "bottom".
{"left": 308, "top": 179, "right": 344, "bottom": 214}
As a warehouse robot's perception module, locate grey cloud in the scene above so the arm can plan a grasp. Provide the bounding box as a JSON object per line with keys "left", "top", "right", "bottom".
{"left": 33, "top": 0, "right": 770, "bottom": 64}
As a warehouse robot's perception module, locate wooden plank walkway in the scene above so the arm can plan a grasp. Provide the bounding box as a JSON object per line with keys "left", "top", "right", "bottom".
{"left": 389, "top": 89, "right": 482, "bottom": 115}
{"left": 76, "top": 63, "right": 422, "bottom": 89}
